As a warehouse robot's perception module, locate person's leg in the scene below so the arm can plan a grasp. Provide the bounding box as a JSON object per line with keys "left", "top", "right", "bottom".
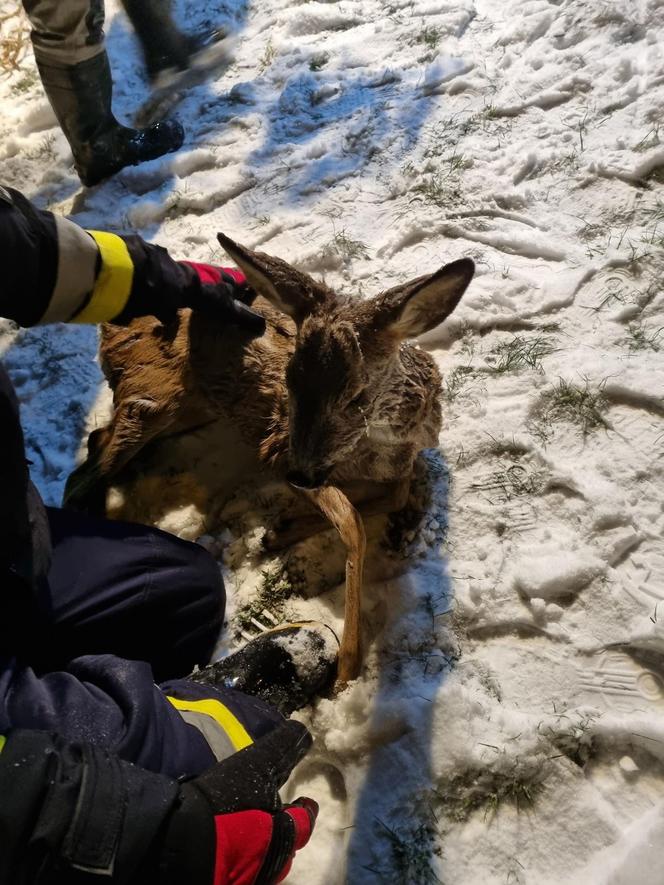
{"left": 21, "top": 0, "right": 184, "bottom": 185}
{"left": 120, "top": 0, "right": 191, "bottom": 81}
{"left": 22, "top": 0, "right": 106, "bottom": 66}
{"left": 120, "top": 0, "right": 226, "bottom": 84}
{"left": 0, "top": 511, "right": 334, "bottom": 777}
{"left": 25, "top": 506, "right": 224, "bottom": 683}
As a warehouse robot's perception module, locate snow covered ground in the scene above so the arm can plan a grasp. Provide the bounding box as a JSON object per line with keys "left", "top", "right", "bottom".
{"left": 2, "top": 0, "right": 664, "bottom": 881}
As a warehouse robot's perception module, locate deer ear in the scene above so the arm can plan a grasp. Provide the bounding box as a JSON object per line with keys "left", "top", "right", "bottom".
{"left": 373, "top": 258, "right": 474, "bottom": 339}
{"left": 216, "top": 232, "right": 329, "bottom": 322}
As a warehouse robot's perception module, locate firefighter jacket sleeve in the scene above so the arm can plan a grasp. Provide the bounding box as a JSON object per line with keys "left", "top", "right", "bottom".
{"left": 0, "top": 185, "right": 263, "bottom": 332}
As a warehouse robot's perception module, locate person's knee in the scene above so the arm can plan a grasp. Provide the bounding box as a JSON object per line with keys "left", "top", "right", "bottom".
{"left": 152, "top": 537, "right": 225, "bottom": 677}
{"left": 181, "top": 540, "right": 225, "bottom": 618}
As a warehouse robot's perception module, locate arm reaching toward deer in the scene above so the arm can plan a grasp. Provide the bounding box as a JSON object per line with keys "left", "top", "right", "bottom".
{"left": 0, "top": 185, "right": 264, "bottom": 332}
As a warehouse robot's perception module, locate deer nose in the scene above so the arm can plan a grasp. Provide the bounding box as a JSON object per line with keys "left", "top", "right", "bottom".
{"left": 286, "top": 468, "right": 330, "bottom": 490}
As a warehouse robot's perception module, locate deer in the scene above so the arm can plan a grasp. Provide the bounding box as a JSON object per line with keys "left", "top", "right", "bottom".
{"left": 64, "top": 233, "right": 475, "bottom": 684}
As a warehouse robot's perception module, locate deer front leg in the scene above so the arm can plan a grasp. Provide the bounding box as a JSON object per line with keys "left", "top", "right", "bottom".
{"left": 303, "top": 486, "right": 366, "bottom": 686}
{"left": 63, "top": 399, "right": 189, "bottom": 513}
{"left": 264, "top": 478, "right": 410, "bottom": 551}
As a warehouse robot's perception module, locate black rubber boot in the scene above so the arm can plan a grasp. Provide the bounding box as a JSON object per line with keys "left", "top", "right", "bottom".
{"left": 36, "top": 51, "right": 184, "bottom": 187}
{"left": 121, "top": 0, "right": 195, "bottom": 81}
{"left": 190, "top": 622, "right": 339, "bottom": 716}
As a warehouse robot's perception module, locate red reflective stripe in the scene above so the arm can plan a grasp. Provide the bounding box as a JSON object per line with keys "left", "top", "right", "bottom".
{"left": 181, "top": 261, "right": 247, "bottom": 287}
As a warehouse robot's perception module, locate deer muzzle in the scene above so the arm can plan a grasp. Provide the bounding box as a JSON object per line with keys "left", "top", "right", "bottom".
{"left": 286, "top": 467, "right": 332, "bottom": 490}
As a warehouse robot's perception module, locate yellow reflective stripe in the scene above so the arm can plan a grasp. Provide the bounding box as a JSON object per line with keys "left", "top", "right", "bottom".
{"left": 166, "top": 696, "right": 253, "bottom": 751}
{"left": 71, "top": 231, "right": 134, "bottom": 323}
{"left": 0, "top": 735, "right": 5, "bottom": 754}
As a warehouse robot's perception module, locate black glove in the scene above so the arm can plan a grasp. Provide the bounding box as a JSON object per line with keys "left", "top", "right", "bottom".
{"left": 153, "top": 720, "right": 317, "bottom": 885}
{"left": 114, "top": 237, "right": 266, "bottom": 335}
{"left": 183, "top": 265, "right": 267, "bottom": 335}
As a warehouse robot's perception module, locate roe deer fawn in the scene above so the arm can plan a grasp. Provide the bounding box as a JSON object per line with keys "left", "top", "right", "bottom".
{"left": 65, "top": 233, "right": 474, "bottom": 683}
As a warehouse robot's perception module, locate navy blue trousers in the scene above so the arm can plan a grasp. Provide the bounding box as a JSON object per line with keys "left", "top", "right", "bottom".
{"left": 0, "top": 507, "right": 281, "bottom": 777}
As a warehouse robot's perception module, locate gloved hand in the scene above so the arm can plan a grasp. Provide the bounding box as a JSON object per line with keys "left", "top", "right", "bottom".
{"left": 179, "top": 261, "right": 266, "bottom": 335}
{"left": 111, "top": 236, "right": 266, "bottom": 335}
{"left": 0, "top": 724, "right": 316, "bottom": 885}
{"left": 153, "top": 720, "right": 317, "bottom": 885}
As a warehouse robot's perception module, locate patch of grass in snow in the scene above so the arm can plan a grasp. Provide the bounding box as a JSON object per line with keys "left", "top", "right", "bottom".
{"left": 381, "top": 583, "right": 457, "bottom": 684}
{"left": 484, "top": 435, "right": 531, "bottom": 461}
{"left": 634, "top": 125, "right": 661, "bottom": 153}
{"left": 410, "top": 174, "right": 459, "bottom": 207}
{"left": 412, "top": 23, "right": 442, "bottom": 62}
{"left": 639, "top": 199, "right": 664, "bottom": 226}
{"left": 259, "top": 38, "right": 277, "bottom": 72}
{"left": 446, "top": 152, "right": 471, "bottom": 174}
{"left": 416, "top": 25, "right": 442, "bottom": 51}
{"left": 436, "top": 763, "right": 546, "bottom": 822}
{"left": 583, "top": 225, "right": 629, "bottom": 259}
{"left": 409, "top": 166, "right": 464, "bottom": 209}
{"left": 309, "top": 52, "right": 329, "bottom": 72}
{"left": 401, "top": 152, "right": 469, "bottom": 213}
{"left": 442, "top": 366, "right": 478, "bottom": 402}
{"left": 529, "top": 379, "right": 609, "bottom": 443}
{"left": 26, "top": 133, "right": 57, "bottom": 162}
{"left": 482, "top": 103, "right": 503, "bottom": 121}
{"left": 576, "top": 219, "right": 608, "bottom": 243}
{"left": 11, "top": 68, "right": 37, "bottom": 95}
{"left": 566, "top": 108, "right": 594, "bottom": 152}
{"left": 420, "top": 109, "right": 513, "bottom": 159}
{"left": 546, "top": 150, "right": 579, "bottom": 175}
{"left": 641, "top": 221, "right": 664, "bottom": 252}
{"left": 486, "top": 335, "right": 557, "bottom": 374}
{"left": 583, "top": 233, "right": 655, "bottom": 280}
{"left": 472, "top": 104, "right": 516, "bottom": 141}
{"left": 367, "top": 816, "right": 443, "bottom": 885}
{"left": 251, "top": 214, "right": 271, "bottom": 228}
{"left": 643, "top": 231, "right": 664, "bottom": 255}
{"left": 538, "top": 713, "right": 597, "bottom": 767}
{"left": 483, "top": 103, "right": 513, "bottom": 127}
{"left": 234, "top": 565, "right": 293, "bottom": 635}
{"left": 322, "top": 229, "right": 371, "bottom": 263}
{"left": 626, "top": 319, "right": 663, "bottom": 351}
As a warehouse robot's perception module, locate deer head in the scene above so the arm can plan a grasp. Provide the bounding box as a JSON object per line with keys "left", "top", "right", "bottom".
{"left": 217, "top": 233, "right": 474, "bottom": 489}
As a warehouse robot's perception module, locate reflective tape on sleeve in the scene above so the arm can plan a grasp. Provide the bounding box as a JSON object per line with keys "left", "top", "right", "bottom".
{"left": 71, "top": 231, "right": 134, "bottom": 323}
{"left": 166, "top": 696, "right": 254, "bottom": 758}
